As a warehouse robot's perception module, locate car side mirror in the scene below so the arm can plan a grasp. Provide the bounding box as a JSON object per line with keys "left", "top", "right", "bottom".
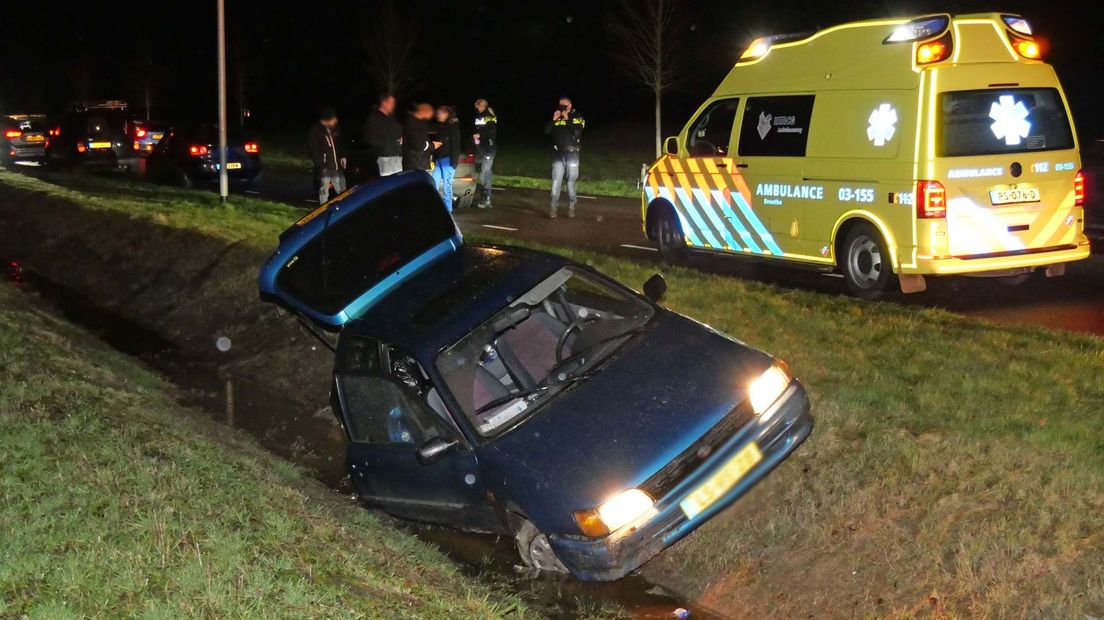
{"left": 417, "top": 436, "right": 460, "bottom": 465}
{"left": 643, "top": 273, "right": 667, "bottom": 303}
{"left": 664, "top": 136, "right": 680, "bottom": 155}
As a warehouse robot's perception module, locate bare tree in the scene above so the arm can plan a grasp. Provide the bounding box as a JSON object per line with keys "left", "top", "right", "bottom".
{"left": 361, "top": 0, "right": 427, "bottom": 97}
{"left": 609, "top": 0, "right": 682, "bottom": 158}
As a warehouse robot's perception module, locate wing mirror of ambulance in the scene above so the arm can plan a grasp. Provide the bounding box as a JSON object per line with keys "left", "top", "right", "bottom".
{"left": 664, "top": 136, "right": 680, "bottom": 155}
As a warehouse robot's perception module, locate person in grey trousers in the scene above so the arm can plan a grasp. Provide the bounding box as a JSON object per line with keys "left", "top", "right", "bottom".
{"left": 307, "top": 107, "right": 346, "bottom": 203}
{"left": 472, "top": 98, "right": 497, "bottom": 208}
{"left": 365, "top": 93, "right": 403, "bottom": 176}
{"left": 544, "top": 95, "right": 585, "bottom": 218}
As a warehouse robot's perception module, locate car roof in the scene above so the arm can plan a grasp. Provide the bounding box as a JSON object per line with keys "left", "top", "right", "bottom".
{"left": 344, "top": 244, "right": 571, "bottom": 359}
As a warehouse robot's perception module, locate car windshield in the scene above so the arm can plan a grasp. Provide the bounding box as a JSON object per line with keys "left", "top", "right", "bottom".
{"left": 435, "top": 268, "right": 654, "bottom": 438}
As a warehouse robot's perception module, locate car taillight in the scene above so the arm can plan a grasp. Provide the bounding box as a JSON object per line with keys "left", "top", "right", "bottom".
{"left": 4, "top": 129, "right": 22, "bottom": 139}
{"left": 133, "top": 141, "right": 140, "bottom": 150}
{"left": 49, "top": 127, "right": 61, "bottom": 137}
{"left": 77, "top": 143, "right": 87, "bottom": 153}
{"left": 917, "top": 180, "right": 947, "bottom": 219}
{"left": 189, "top": 145, "right": 209, "bottom": 156}
{"left": 460, "top": 152, "right": 475, "bottom": 164}
{"left": 135, "top": 128, "right": 148, "bottom": 138}
{"left": 244, "top": 141, "right": 259, "bottom": 154}
{"left": 1074, "top": 170, "right": 1085, "bottom": 207}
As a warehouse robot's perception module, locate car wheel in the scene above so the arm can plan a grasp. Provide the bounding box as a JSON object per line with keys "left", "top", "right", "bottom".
{"left": 515, "top": 519, "right": 568, "bottom": 574}
{"left": 841, "top": 222, "right": 895, "bottom": 300}
{"left": 456, "top": 194, "right": 474, "bottom": 211}
{"left": 655, "top": 208, "right": 686, "bottom": 264}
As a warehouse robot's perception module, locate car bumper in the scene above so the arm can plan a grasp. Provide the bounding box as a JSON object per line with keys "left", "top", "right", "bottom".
{"left": 549, "top": 381, "right": 813, "bottom": 581}
{"left": 902, "top": 240, "right": 1091, "bottom": 276}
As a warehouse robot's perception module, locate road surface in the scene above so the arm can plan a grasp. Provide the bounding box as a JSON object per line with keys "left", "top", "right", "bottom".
{"left": 265, "top": 164, "right": 1103, "bottom": 338}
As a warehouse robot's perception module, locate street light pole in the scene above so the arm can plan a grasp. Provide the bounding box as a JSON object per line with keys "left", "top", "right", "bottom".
{"left": 216, "top": 0, "right": 229, "bottom": 202}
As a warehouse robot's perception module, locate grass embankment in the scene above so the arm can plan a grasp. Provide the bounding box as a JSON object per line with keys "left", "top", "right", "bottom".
{"left": 0, "top": 284, "right": 528, "bottom": 618}
{"left": 3, "top": 170, "right": 1103, "bottom": 617}
{"left": 260, "top": 125, "right": 652, "bottom": 199}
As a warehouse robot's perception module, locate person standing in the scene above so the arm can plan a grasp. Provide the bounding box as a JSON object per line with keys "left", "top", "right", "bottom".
{"left": 307, "top": 107, "right": 346, "bottom": 203}
{"left": 544, "top": 96, "right": 585, "bottom": 218}
{"left": 402, "top": 103, "right": 438, "bottom": 172}
{"left": 472, "top": 98, "right": 497, "bottom": 208}
{"left": 365, "top": 93, "right": 403, "bottom": 176}
{"left": 432, "top": 105, "right": 461, "bottom": 212}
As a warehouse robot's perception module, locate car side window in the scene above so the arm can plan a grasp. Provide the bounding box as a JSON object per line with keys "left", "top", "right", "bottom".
{"left": 738, "top": 95, "right": 816, "bottom": 157}
{"left": 334, "top": 337, "right": 450, "bottom": 446}
{"left": 687, "top": 99, "right": 740, "bottom": 157}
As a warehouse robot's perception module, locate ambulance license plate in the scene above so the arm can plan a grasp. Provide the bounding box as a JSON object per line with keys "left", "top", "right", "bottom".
{"left": 680, "top": 442, "right": 763, "bottom": 519}
{"left": 989, "top": 188, "right": 1040, "bottom": 205}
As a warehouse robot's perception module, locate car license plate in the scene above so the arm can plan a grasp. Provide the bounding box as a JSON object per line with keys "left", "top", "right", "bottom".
{"left": 989, "top": 188, "right": 1040, "bottom": 205}
{"left": 25, "top": 135, "right": 44, "bottom": 143}
{"left": 680, "top": 442, "right": 763, "bottom": 519}
{"left": 226, "top": 162, "right": 242, "bottom": 170}
{"left": 89, "top": 141, "right": 112, "bottom": 149}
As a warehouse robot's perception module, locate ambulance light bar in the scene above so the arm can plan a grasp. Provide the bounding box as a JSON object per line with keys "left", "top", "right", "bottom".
{"left": 1002, "top": 15, "right": 1032, "bottom": 36}
{"left": 884, "top": 15, "right": 950, "bottom": 43}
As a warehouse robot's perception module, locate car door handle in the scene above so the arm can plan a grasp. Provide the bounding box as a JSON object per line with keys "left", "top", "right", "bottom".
{"left": 736, "top": 163, "right": 749, "bottom": 169}
{"left": 715, "top": 161, "right": 728, "bottom": 168}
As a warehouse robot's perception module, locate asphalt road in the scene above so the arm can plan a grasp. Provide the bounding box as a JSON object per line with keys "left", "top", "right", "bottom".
{"left": 258, "top": 164, "right": 1104, "bottom": 337}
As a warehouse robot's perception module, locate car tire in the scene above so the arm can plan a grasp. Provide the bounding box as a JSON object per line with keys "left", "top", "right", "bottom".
{"left": 841, "top": 222, "right": 895, "bottom": 300}
{"left": 515, "top": 519, "right": 568, "bottom": 574}
{"left": 456, "top": 194, "right": 474, "bottom": 211}
{"left": 654, "top": 207, "right": 686, "bottom": 265}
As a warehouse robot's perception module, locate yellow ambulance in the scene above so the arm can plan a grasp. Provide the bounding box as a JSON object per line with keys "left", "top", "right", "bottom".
{"left": 643, "top": 13, "right": 1088, "bottom": 298}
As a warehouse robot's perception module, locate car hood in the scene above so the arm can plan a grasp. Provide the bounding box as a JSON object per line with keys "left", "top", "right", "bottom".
{"left": 481, "top": 310, "right": 772, "bottom": 533}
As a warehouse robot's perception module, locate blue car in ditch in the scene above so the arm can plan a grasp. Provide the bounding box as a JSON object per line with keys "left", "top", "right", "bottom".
{"left": 258, "top": 171, "right": 813, "bottom": 580}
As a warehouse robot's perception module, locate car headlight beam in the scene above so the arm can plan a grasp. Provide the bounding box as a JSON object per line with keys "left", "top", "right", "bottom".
{"left": 574, "top": 488, "right": 655, "bottom": 538}
{"left": 749, "top": 362, "right": 793, "bottom": 420}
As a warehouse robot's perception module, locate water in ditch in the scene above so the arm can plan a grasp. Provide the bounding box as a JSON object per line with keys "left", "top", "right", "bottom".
{"left": 4, "top": 259, "right": 721, "bottom": 619}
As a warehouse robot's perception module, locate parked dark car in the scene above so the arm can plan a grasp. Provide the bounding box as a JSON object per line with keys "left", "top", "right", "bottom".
{"left": 44, "top": 101, "right": 137, "bottom": 171}
{"left": 146, "top": 123, "right": 262, "bottom": 189}
{"left": 258, "top": 172, "right": 813, "bottom": 581}
{"left": 132, "top": 120, "right": 169, "bottom": 156}
{"left": 1, "top": 114, "right": 48, "bottom": 166}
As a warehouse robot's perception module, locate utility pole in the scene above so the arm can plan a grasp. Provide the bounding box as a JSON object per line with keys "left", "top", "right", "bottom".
{"left": 216, "top": 0, "right": 229, "bottom": 202}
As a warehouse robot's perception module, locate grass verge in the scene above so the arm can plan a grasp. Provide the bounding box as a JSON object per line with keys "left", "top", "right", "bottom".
{"left": 0, "top": 283, "right": 529, "bottom": 618}
{"left": 3, "top": 170, "right": 1103, "bottom": 617}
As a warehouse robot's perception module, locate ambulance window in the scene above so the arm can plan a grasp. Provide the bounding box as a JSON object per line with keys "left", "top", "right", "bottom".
{"left": 738, "top": 95, "right": 815, "bottom": 157}
{"left": 687, "top": 99, "right": 740, "bottom": 157}
{"left": 939, "top": 88, "right": 1074, "bottom": 157}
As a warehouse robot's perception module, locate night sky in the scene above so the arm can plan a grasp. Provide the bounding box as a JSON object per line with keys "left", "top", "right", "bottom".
{"left": 2, "top": 1, "right": 1102, "bottom": 138}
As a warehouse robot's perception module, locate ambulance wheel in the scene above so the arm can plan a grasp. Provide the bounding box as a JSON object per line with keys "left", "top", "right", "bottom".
{"left": 655, "top": 209, "right": 686, "bottom": 264}
{"left": 842, "top": 223, "right": 894, "bottom": 300}
{"left": 515, "top": 519, "right": 568, "bottom": 574}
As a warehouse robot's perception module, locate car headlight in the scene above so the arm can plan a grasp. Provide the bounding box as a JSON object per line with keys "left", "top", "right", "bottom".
{"left": 573, "top": 488, "right": 655, "bottom": 538}
{"left": 749, "top": 361, "right": 793, "bottom": 421}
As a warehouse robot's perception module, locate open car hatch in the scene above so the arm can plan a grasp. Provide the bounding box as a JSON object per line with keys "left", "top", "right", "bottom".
{"left": 259, "top": 172, "right": 462, "bottom": 328}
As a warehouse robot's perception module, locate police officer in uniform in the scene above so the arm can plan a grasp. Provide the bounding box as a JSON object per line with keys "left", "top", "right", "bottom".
{"left": 472, "top": 99, "right": 497, "bottom": 208}
{"left": 544, "top": 95, "right": 585, "bottom": 218}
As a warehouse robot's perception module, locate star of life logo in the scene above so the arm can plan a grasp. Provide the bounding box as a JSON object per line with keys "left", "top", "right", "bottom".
{"left": 757, "top": 111, "right": 772, "bottom": 140}
{"left": 866, "top": 104, "right": 898, "bottom": 147}
{"left": 990, "top": 95, "right": 1032, "bottom": 146}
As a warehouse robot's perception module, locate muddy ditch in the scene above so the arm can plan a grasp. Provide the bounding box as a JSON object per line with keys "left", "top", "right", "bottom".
{"left": 0, "top": 186, "right": 720, "bottom": 619}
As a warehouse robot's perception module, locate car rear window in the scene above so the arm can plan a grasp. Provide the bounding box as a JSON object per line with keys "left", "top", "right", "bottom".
{"left": 276, "top": 183, "right": 457, "bottom": 316}
{"left": 84, "top": 112, "right": 127, "bottom": 135}
{"left": 939, "top": 88, "right": 1074, "bottom": 157}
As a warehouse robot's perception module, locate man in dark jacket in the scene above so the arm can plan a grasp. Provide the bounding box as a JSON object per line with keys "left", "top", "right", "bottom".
{"left": 365, "top": 94, "right": 402, "bottom": 176}
{"left": 472, "top": 98, "right": 497, "bottom": 208}
{"left": 307, "top": 107, "right": 346, "bottom": 203}
{"left": 402, "top": 104, "right": 438, "bottom": 172}
{"left": 544, "top": 96, "right": 585, "bottom": 218}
